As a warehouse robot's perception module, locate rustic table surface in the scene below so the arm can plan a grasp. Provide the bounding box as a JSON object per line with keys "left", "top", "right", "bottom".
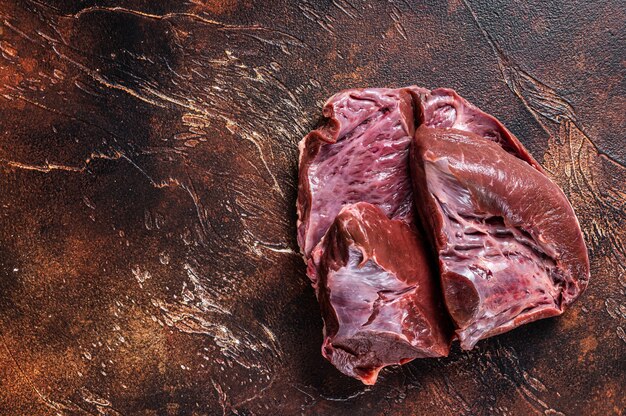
{"left": 0, "top": 1, "right": 624, "bottom": 415}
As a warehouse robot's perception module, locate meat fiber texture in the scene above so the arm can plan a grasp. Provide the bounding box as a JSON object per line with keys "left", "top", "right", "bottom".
{"left": 297, "top": 86, "right": 589, "bottom": 383}
{"left": 297, "top": 87, "right": 419, "bottom": 260}
{"left": 313, "top": 202, "right": 452, "bottom": 384}
{"left": 410, "top": 127, "right": 589, "bottom": 349}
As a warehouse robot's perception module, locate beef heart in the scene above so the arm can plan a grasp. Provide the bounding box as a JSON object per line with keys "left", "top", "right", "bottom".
{"left": 410, "top": 126, "right": 590, "bottom": 349}
{"left": 297, "top": 85, "right": 589, "bottom": 383}
{"left": 311, "top": 202, "right": 452, "bottom": 384}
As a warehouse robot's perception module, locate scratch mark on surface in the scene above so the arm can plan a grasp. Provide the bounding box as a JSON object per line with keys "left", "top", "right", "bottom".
{"left": 79, "top": 387, "right": 123, "bottom": 416}
{"left": 320, "top": 388, "right": 371, "bottom": 402}
{"left": 152, "top": 298, "right": 238, "bottom": 347}
{"left": 332, "top": 0, "right": 358, "bottom": 19}
{"left": 461, "top": 0, "right": 625, "bottom": 169}
{"left": 25, "top": 0, "right": 61, "bottom": 13}
{"left": 1, "top": 336, "right": 71, "bottom": 413}
{"left": 291, "top": 383, "right": 316, "bottom": 402}
{"left": 155, "top": 300, "right": 274, "bottom": 371}
{"left": 254, "top": 240, "right": 299, "bottom": 256}
{"left": 74, "top": 79, "right": 102, "bottom": 97}
{"left": 211, "top": 379, "right": 230, "bottom": 416}
{"left": 119, "top": 153, "right": 158, "bottom": 184}
{"left": 44, "top": 43, "right": 287, "bottom": 199}
{"left": 487, "top": 345, "right": 564, "bottom": 415}
{"left": 0, "top": 152, "right": 123, "bottom": 173}
{"left": 232, "top": 375, "right": 276, "bottom": 408}
{"left": 70, "top": 6, "right": 305, "bottom": 49}
{"left": 2, "top": 19, "right": 39, "bottom": 44}
{"left": 298, "top": 2, "right": 336, "bottom": 36}
{"left": 151, "top": 258, "right": 283, "bottom": 370}
{"left": 0, "top": 40, "right": 18, "bottom": 58}
{"left": 0, "top": 159, "right": 83, "bottom": 172}
{"left": 180, "top": 176, "right": 210, "bottom": 242}
{"left": 8, "top": 94, "right": 131, "bottom": 146}
{"left": 390, "top": 6, "right": 408, "bottom": 40}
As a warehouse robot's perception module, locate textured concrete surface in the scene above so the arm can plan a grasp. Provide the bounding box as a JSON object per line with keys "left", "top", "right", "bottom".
{"left": 0, "top": 1, "right": 624, "bottom": 415}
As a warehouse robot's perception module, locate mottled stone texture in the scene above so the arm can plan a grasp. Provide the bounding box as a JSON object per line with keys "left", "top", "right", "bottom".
{"left": 0, "top": 1, "right": 623, "bottom": 415}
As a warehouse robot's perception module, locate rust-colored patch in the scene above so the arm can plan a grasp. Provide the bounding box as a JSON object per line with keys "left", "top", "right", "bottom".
{"left": 330, "top": 65, "right": 376, "bottom": 86}
{"left": 530, "top": 16, "right": 548, "bottom": 34}
{"left": 578, "top": 335, "right": 599, "bottom": 362}
{"left": 189, "top": 0, "right": 239, "bottom": 15}
{"left": 20, "top": 57, "right": 37, "bottom": 73}
{"left": 447, "top": 0, "right": 463, "bottom": 14}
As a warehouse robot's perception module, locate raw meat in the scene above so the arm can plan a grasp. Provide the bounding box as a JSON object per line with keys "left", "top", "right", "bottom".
{"left": 297, "top": 86, "right": 540, "bottom": 261}
{"left": 297, "top": 85, "right": 589, "bottom": 383}
{"left": 410, "top": 126, "right": 590, "bottom": 349}
{"left": 311, "top": 202, "right": 452, "bottom": 384}
{"left": 297, "top": 88, "right": 418, "bottom": 259}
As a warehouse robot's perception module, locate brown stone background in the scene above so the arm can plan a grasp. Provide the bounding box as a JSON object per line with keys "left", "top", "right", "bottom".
{"left": 0, "top": 0, "right": 624, "bottom": 415}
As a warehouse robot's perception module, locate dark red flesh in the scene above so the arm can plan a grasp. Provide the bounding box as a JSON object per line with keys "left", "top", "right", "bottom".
{"left": 297, "top": 86, "right": 589, "bottom": 382}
